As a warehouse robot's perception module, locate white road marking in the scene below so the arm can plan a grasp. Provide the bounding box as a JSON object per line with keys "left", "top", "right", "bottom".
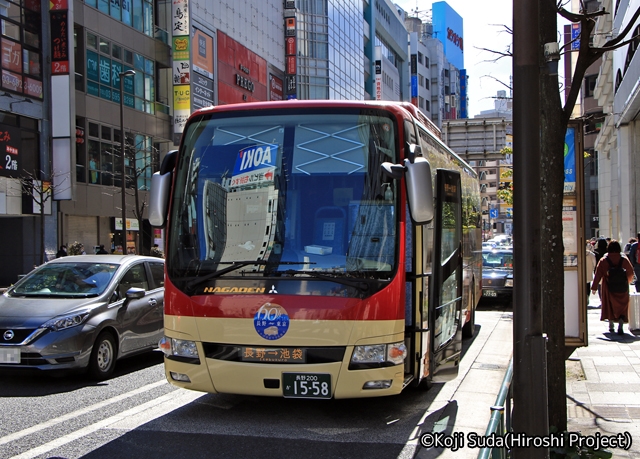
{"left": 9, "top": 388, "right": 204, "bottom": 459}
{"left": 0, "top": 380, "right": 167, "bottom": 447}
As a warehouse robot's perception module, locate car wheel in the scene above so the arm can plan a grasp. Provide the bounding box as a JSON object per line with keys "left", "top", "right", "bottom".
{"left": 89, "top": 332, "right": 117, "bottom": 380}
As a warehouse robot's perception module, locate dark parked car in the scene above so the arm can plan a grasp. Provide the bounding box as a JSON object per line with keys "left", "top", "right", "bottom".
{"left": 0, "top": 255, "right": 164, "bottom": 379}
{"left": 481, "top": 248, "right": 514, "bottom": 303}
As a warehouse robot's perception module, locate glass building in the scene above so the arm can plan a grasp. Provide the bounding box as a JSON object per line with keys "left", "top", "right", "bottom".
{"left": 295, "top": 0, "right": 364, "bottom": 100}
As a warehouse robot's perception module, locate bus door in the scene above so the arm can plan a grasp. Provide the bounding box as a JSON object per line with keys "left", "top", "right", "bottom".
{"left": 430, "top": 169, "right": 463, "bottom": 381}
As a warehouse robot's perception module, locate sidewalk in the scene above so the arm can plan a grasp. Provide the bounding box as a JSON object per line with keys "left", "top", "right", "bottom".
{"left": 413, "top": 308, "right": 513, "bottom": 458}
{"left": 566, "top": 291, "right": 640, "bottom": 458}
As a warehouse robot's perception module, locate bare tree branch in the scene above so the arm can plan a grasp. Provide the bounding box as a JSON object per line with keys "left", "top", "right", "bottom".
{"left": 476, "top": 46, "right": 513, "bottom": 62}
{"left": 602, "top": 6, "right": 640, "bottom": 47}
{"left": 480, "top": 74, "right": 513, "bottom": 92}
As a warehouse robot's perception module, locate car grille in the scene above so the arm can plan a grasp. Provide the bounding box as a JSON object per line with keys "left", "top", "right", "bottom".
{"left": 21, "top": 353, "right": 48, "bottom": 366}
{"left": 0, "top": 328, "right": 37, "bottom": 344}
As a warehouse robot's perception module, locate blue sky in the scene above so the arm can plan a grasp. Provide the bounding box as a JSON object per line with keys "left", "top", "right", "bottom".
{"left": 395, "top": 0, "right": 513, "bottom": 117}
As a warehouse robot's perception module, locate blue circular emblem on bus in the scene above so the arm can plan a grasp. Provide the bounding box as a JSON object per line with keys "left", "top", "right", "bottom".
{"left": 254, "top": 303, "right": 290, "bottom": 340}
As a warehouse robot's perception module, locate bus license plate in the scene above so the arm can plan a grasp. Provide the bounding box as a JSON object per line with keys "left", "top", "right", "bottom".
{"left": 0, "top": 347, "right": 20, "bottom": 364}
{"left": 483, "top": 290, "right": 497, "bottom": 297}
{"left": 282, "top": 373, "right": 331, "bottom": 399}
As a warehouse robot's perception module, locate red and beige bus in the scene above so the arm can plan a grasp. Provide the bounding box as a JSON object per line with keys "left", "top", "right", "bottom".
{"left": 149, "top": 100, "right": 481, "bottom": 399}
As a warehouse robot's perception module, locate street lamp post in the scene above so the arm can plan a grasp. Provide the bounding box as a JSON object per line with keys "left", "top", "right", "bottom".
{"left": 119, "top": 69, "right": 135, "bottom": 254}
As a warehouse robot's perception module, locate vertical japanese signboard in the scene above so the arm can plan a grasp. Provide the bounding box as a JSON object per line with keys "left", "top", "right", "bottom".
{"left": 563, "top": 120, "right": 587, "bottom": 348}
{"left": 410, "top": 54, "right": 417, "bottom": 105}
{"left": 50, "top": 0, "right": 69, "bottom": 75}
{"left": 375, "top": 60, "right": 382, "bottom": 101}
{"left": 191, "top": 27, "right": 215, "bottom": 110}
{"left": 284, "top": 9, "right": 297, "bottom": 99}
{"left": 269, "top": 75, "right": 283, "bottom": 101}
{"left": 172, "top": 0, "right": 190, "bottom": 144}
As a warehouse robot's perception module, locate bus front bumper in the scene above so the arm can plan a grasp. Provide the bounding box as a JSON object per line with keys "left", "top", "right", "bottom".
{"left": 163, "top": 355, "right": 405, "bottom": 399}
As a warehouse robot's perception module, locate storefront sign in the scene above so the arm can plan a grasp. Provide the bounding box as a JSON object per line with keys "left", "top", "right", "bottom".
{"left": 0, "top": 124, "right": 22, "bottom": 178}
{"left": 50, "top": 10, "right": 69, "bottom": 74}
{"left": 270, "top": 75, "right": 283, "bottom": 101}
{"left": 235, "top": 73, "right": 254, "bottom": 92}
{"left": 192, "top": 29, "right": 214, "bottom": 79}
{"left": 172, "top": 0, "right": 190, "bottom": 141}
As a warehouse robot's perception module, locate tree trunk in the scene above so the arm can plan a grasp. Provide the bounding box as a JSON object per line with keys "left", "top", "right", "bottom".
{"left": 540, "top": 0, "right": 567, "bottom": 432}
{"left": 40, "top": 202, "right": 46, "bottom": 265}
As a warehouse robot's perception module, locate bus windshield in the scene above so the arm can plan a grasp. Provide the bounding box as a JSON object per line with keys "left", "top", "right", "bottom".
{"left": 168, "top": 108, "right": 400, "bottom": 282}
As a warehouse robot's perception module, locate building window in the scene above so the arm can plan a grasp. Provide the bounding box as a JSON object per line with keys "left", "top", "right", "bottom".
{"left": 584, "top": 75, "right": 597, "bottom": 98}
{"left": 81, "top": 120, "right": 158, "bottom": 190}
{"left": 85, "top": 0, "right": 148, "bottom": 35}
{"left": 589, "top": 150, "right": 598, "bottom": 176}
{"left": 615, "top": 69, "right": 622, "bottom": 93}
{"left": 85, "top": 32, "right": 155, "bottom": 114}
{"left": 425, "top": 78, "right": 429, "bottom": 90}
{"left": 425, "top": 100, "right": 430, "bottom": 111}
{"left": 0, "top": 0, "right": 43, "bottom": 99}
{"left": 417, "top": 52, "right": 423, "bottom": 65}
{"left": 419, "top": 96, "right": 424, "bottom": 109}
{"left": 590, "top": 189, "right": 598, "bottom": 215}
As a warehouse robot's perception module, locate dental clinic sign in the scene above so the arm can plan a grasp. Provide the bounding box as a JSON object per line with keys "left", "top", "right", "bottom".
{"left": 432, "top": 1, "right": 464, "bottom": 70}
{"left": 230, "top": 144, "right": 277, "bottom": 188}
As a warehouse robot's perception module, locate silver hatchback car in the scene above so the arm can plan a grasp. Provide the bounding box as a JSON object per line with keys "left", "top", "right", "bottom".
{"left": 0, "top": 255, "right": 164, "bottom": 379}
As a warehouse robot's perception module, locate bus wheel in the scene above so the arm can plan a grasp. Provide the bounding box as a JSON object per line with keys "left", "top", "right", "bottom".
{"left": 462, "top": 290, "right": 476, "bottom": 339}
{"left": 89, "top": 332, "right": 117, "bottom": 380}
{"left": 416, "top": 375, "right": 433, "bottom": 391}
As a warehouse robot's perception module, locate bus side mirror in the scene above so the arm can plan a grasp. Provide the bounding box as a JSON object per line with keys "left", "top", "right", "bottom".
{"left": 149, "top": 150, "right": 177, "bottom": 227}
{"left": 381, "top": 152, "right": 434, "bottom": 224}
{"left": 404, "top": 157, "right": 434, "bottom": 224}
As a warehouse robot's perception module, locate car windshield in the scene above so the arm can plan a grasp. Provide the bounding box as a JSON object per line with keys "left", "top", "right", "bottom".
{"left": 482, "top": 251, "right": 513, "bottom": 270}
{"left": 11, "top": 263, "right": 119, "bottom": 297}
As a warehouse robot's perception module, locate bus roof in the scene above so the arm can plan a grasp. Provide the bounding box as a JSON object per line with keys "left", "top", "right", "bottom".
{"left": 187, "top": 100, "right": 475, "bottom": 177}
{"left": 190, "top": 99, "right": 425, "bottom": 123}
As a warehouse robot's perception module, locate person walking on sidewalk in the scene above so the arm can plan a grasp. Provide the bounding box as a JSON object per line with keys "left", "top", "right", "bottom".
{"left": 591, "top": 240, "right": 634, "bottom": 334}
{"left": 593, "top": 237, "right": 608, "bottom": 299}
{"left": 629, "top": 232, "right": 640, "bottom": 292}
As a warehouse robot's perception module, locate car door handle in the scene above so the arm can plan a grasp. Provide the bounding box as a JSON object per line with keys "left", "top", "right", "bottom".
{"left": 148, "top": 298, "right": 158, "bottom": 307}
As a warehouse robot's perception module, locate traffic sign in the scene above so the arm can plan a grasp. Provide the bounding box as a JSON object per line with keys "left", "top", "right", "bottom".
{"left": 490, "top": 209, "right": 498, "bottom": 219}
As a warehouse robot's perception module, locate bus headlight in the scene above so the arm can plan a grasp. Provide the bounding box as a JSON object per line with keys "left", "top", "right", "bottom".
{"left": 350, "top": 342, "right": 406, "bottom": 368}
{"left": 159, "top": 336, "right": 199, "bottom": 359}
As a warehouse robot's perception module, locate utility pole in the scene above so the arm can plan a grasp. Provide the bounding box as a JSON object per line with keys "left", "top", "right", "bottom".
{"left": 512, "top": 0, "right": 549, "bottom": 456}
{"left": 119, "top": 69, "right": 135, "bottom": 254}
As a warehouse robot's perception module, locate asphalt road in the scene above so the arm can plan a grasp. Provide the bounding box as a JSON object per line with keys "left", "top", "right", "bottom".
{"left": 0, "top": 309, "right": 508, "bottom": 459}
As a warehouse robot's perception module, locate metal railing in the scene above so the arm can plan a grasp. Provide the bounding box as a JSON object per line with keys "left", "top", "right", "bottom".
{"left": 477, "top": 356, "right": 514, "bottom": 459}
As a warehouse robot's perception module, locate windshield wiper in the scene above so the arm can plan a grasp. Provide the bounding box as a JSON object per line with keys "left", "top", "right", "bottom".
{"left": 185, "top": 260, "right": 312, "bottom": 290}
{"left": 279, "top": 270, "right": 386, "bottom": 293}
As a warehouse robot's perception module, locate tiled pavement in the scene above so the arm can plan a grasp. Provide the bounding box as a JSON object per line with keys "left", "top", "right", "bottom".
{"left": 566, "top": 291, "right": 640, "bottom": 458}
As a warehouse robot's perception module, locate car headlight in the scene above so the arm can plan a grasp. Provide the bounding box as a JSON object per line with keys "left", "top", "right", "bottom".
{"left": 350, "top": 342, "right": 406, "bottom": 367}
{"left": 41, "top": 311, "right": 90, "bottom": 331}
{"left": 505, "top": 279, "right": 514, "bottom": 287}
{"left": 159, "top": 336, "right": 199, "bottom": 359}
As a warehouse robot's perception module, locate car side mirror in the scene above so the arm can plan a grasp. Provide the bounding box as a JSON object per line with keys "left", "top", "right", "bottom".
{"left": 126, "top": 287, "right": 146, "bottom": 300}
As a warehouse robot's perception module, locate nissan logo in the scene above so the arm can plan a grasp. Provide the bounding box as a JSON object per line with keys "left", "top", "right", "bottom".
{"left": 3, "top": 330, "right": 14, "bottom": 341}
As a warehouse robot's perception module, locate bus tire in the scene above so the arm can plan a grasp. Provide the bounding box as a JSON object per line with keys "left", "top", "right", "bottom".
{"left": 416, "top": 375, "right": 433, "bottom": 391}
{"left": 89, "top": 332, "right": 117, "bottom": 380}
{"left": 462, "top": 288, "right": 476, "bottom": 339}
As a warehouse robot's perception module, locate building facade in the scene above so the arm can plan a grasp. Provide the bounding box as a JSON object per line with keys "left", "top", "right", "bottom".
{"left": 594, "top": 0, "right": 640, "bottom": 240}
{"left": 402, "top": 1, "right": 465, "bottom": 129}
{"left": 0, "top": 0, "right": 51, "bottom": 284}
